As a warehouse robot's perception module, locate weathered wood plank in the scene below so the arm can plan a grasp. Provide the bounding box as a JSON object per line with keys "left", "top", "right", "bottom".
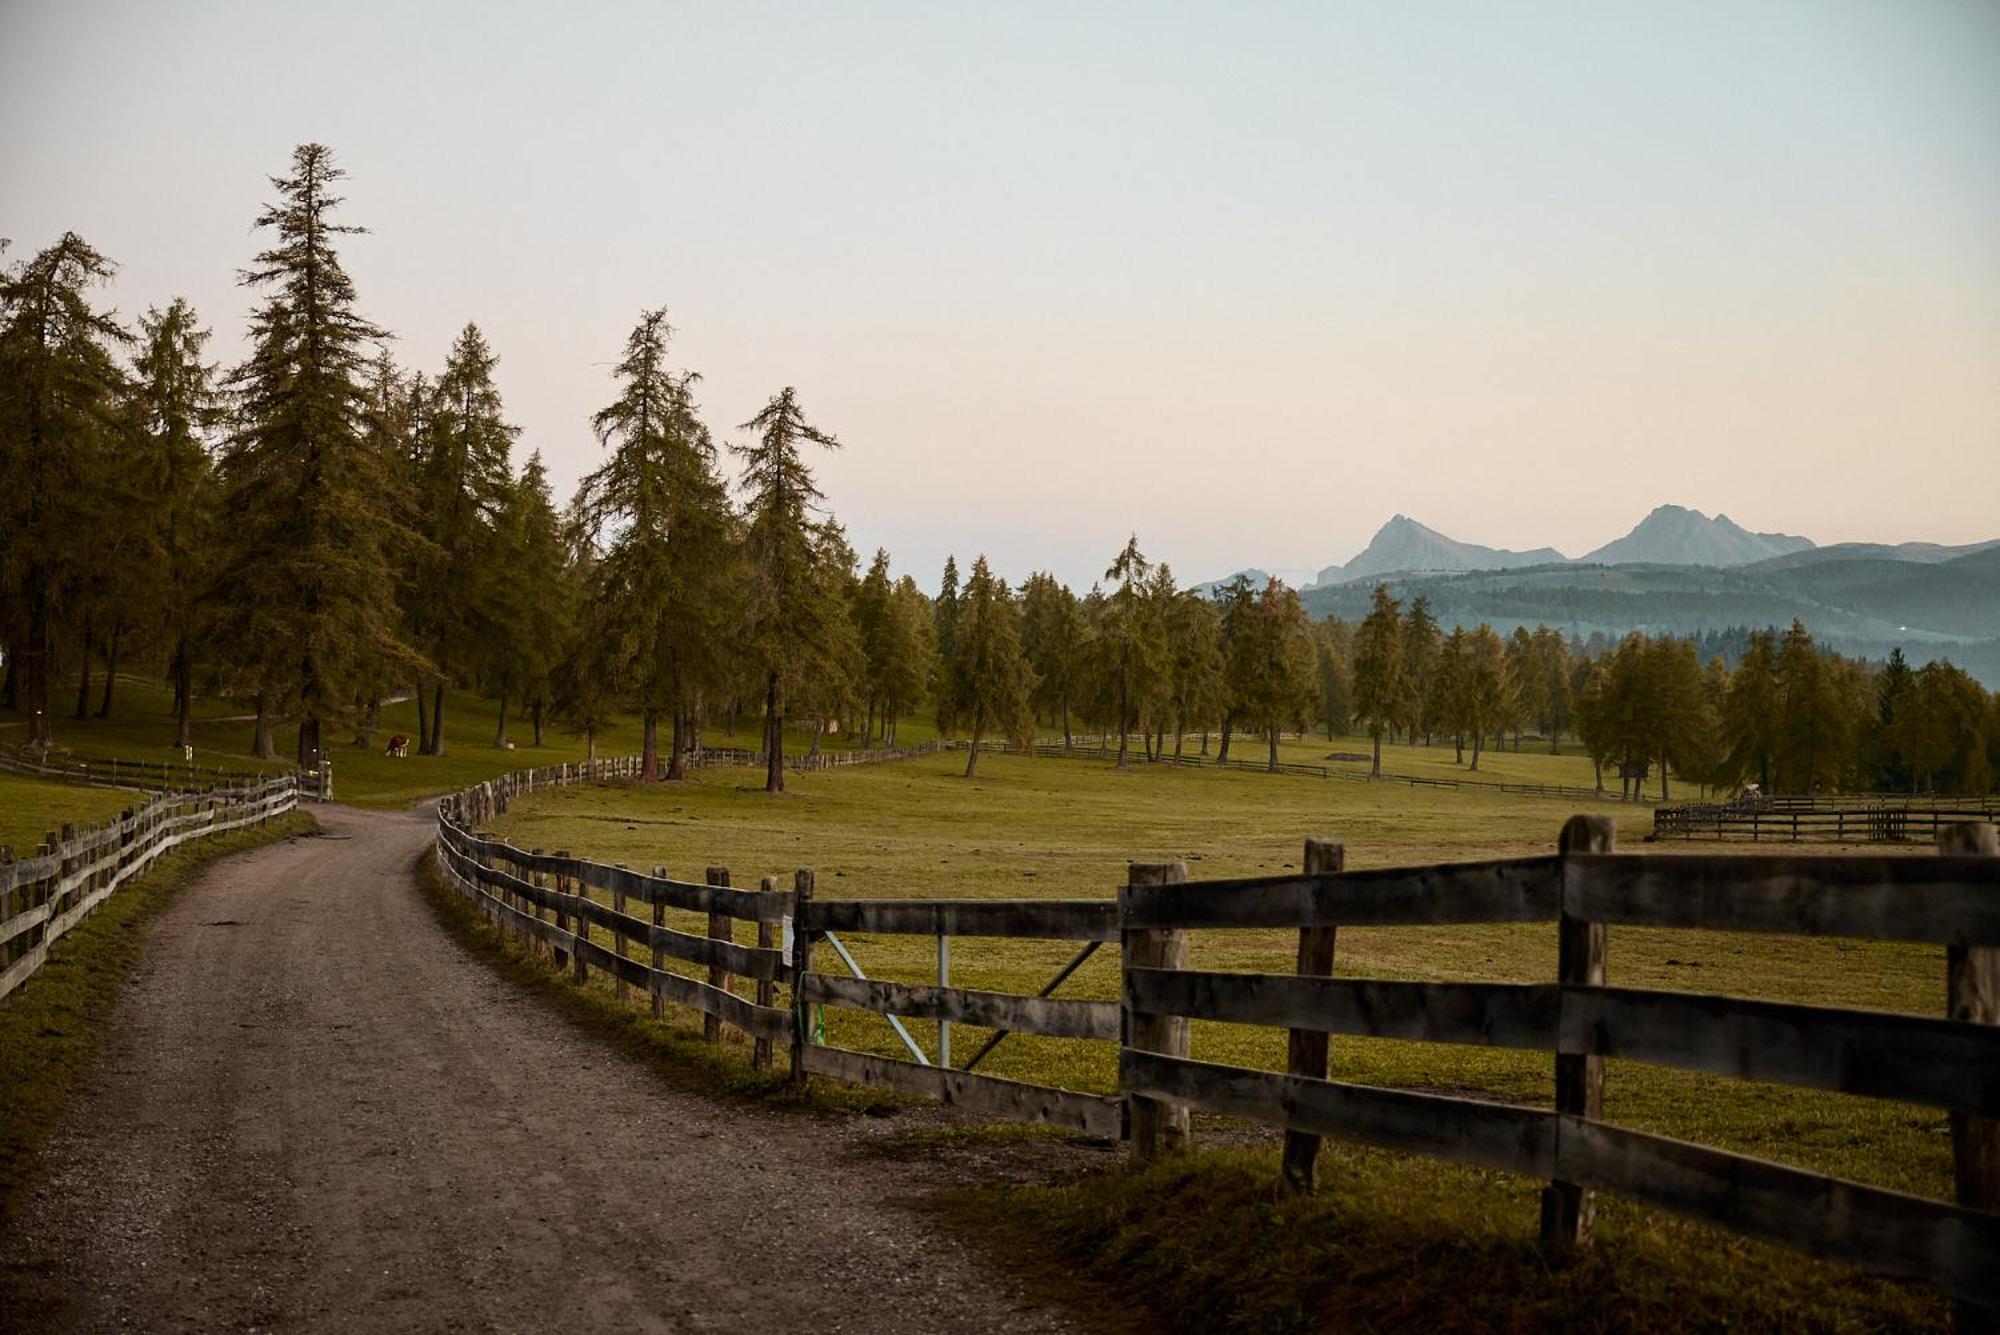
{"left": 1565, "top": 853, "right": 2000, "bottom": 945}
{"left": 1940, "top": 823, "right": 2000, "bottom": 1332}
{"left": 1558, "top": 1115, "right": 2000, "bottom": 1308}
{"left": 801, "top": 973, "right": 1120, "bottom": 1040}
{"left": 649, "top": 968, "right": 792, "bottom": 1043}
{"left": 1126, "top": 969, "right": 1560, "bottom": 1050}
{"left": 1124, "top": 860, "right": 1191, "bottom": 1160}
{"left": 1565, "top": 986, "right": 2000, "bottom": 1117}
{"left": 801, "top": 898, "right": 1119, "bottom": 941}
{"left": 1121, "top": 856, "right": 1562, "bottom": 931}
{"left": 800, "top": 1044, "right": 1121, "bottom": 1138}
{"left": 1121, "top": 1049, "right": 1557, "bottom": 1178}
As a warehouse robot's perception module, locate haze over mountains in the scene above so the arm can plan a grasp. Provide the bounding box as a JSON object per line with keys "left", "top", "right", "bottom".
{"left": 1197, "top": 505, "right": 2000, "bottom": 685}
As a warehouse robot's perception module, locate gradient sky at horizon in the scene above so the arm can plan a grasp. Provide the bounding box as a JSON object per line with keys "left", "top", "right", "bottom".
{"left": 4, "top": 1, "right": 1996, "bottom": 590}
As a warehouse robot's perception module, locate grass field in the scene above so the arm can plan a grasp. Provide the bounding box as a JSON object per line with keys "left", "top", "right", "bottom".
{"left": 0, "top": 775, "right": 136, "bottom": 852}
{"left": 477, "top": 749, "right": 1957, "bottom": 1327}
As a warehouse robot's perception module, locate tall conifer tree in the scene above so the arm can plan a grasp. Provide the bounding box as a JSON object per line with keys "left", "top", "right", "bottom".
{"left": 216, "top": 144, "right": 412, "bottom": 767}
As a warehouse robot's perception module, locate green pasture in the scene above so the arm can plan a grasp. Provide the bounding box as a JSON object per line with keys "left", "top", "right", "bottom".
{"left": 484, "top": 749, "right": 1950, "bottom": 1206}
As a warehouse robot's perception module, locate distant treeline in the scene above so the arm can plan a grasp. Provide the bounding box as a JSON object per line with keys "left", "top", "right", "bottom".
{"left": 4, "top": 141, "right": 1992, "bottom": 799}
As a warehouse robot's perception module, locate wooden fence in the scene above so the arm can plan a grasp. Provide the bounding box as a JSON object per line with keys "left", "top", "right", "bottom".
{"left": 1118, "top": 818, "right": 2000, "bottom": 1317}
{"left": 430, "top": 762, "right": 1998, "bottom": 1315}
{"left": 1656, "top": 795, "right": 2000, "bottom": 843}
{"left": 0, "top": 747, "right": 334, "bottom": 801}
{"left": 0, "top": 772, "right": 302, "bottom": 1001}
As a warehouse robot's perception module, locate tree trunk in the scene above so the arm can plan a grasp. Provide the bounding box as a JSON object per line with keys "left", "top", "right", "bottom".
{"left": 1370, "top": 730, "right": 1381, "bottom": 778}
{"left": 415, "top": 682, "right": 430, "bottom": 754}
{"left": 1115, "top": 676, "right": 1129, "bottom": 767}
{"left": 427, "top": 682, "right": 447, "bottom": 755}
{"left": 1174, "top": 727, "right": 1184, "bottom": 760}
{"left": 586, "top": 726, "right": 597, "bottom": 763}
{"left": 809, "top": 720, "right": 823, "bottom": 758}
{"left": 297, "top": 714, "right": 321, "bottom": 772}
{"left": 764, "top": 672, "right": 784, "bottom": 793}
{"left": 75, "top": 627, "right": 93, "bottom": 720}
{"left": 532, "top": 697, "right": 545, "bottom": 747}
{"left": 96, "top": 625, "right": 120, "bottom": 718}
{"left": 865, "top": 699, "right": 876, "bottom": 749}
{"left": 1470, "top": 734, "right": 1482, "bottom": 772}
{"left": 172, "top": 641, "right": 194, "bottom": 750}
{"left": 965, "top": 711, "right": 983, "bottom": 778}
{"left": 1268, "top": 727, "right": 1280, "bottom": 773}
{"left": 1659, "top": 749, "right": 1670, "bottom": 802}
{"left": 1062, "top": 700, "right": 1072, "bottom": 752}
{"left": 1218, "top": 711, "right": 1234, "bottom": 764}
{"left": 251, "top": 692, "right": 278, "bottom": 759}
{"left": 1, "top": 652, "right": 14, "bottom": 711}
{"left": 667, "top": 706, "right": 687, "bottom": 780}
{"left": 1593, "top": 759, "right": 1603, "bottom": 794}
{"left": 641, "top": 708, "right": 659, "bottom": 781}
{"left": 495, "top": 690, "right": 510, "bottom": 749}
{"left": 23, "top": 583, "right": 51, "bottom": 749}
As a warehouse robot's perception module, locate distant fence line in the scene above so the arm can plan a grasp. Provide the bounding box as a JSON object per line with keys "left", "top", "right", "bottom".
{"left": 0, "top": 748, "right": 333, "bottom": 801}
{"left": 0, "top": 773, "right": 303, "bottom": 1001}
{"left": 434, "top": 760, "right": 1998, "bottom": 1315}
{"left": 1656, "top": 794, "right": 2000, "bottom": 844}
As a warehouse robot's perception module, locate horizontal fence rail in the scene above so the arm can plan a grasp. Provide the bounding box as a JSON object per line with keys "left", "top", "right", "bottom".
{"left": 430, "top": 759, "right": 1999, "bottom": 1315}
{"left": 0, "top": 773, "right": 301, "bottom": 1001}
{"left": 0, "top": 747, "right": 331, "bottom": 800}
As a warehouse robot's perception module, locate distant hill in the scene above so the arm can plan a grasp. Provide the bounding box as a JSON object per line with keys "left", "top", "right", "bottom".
{"left": 1581, "top": 505, "right": 1814, "bottom": 567}
{"left": 1297, "top": 545, "right": 2000, "bottom": 686}
{"left": 1748, "top": 539, "right": 2000, "bottom": 572}
{"left": 1315, "top": 515, "right": 1567, "bottom": 586}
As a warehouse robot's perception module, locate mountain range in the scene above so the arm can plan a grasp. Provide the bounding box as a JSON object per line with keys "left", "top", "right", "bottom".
{"left": 1195, "top": 505, "right": 2000, "bottom": 685}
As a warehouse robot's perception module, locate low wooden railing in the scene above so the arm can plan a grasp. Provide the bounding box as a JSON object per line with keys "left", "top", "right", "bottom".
{"left": 430, "top": 761, "right": 1999, "bottom": 1316}
{"left": 0, "top": 773, "right": 302, "bottom": 1001}
{"left": 1117, "top": 819, "right": 2000, "bottom": 1317}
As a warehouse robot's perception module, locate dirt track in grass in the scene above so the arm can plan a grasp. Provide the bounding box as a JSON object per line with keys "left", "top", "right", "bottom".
{"left": 0, "top": 804, "right": 1077, "bottom": 1334}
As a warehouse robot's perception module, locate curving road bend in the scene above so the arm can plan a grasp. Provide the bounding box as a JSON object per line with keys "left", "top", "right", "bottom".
{"left": 0, "top": 804, "right": 1074, "bottom": 1334}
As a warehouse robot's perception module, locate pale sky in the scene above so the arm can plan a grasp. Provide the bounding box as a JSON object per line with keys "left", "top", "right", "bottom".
{"left": 4, "top": 1, "right": 1997, "bottom": 589}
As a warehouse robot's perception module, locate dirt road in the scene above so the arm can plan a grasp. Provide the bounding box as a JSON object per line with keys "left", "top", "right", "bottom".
{"left": 1, "top": 805, "right": 1077, "bottom": 1333}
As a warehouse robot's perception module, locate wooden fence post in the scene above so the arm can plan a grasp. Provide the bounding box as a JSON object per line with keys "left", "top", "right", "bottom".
{"left": 570, "top": 855, "right": 589, "bottom": 985}
{"left": 552, "top": 849, "right": 572, "bottom": 972}
{"left": 1281, "top": 837, "right": 1344, "bottom": 1195}
{"left": 1941, "top": 821, "right": 1998, "bottom": 1335}
{"left": 789, "top": 868, "right": 816, "bottom": 1084}
{"left": 1124, "top": 859, "right": 1191, "bottom": 1162}
{"left": 755, "top": 875, "right": 778, "bottom": 1071}
{"left": 1542, "top": 813, "right": 1613, "bottom": 1257}
{"left": 651, "top": 865, "right": 668, "bottom": 1021}
{"left": 530, "top": 849, "right": 547, "bottom": 962}
{"left": 705, "top": 867, "right": 732, "bottom": 1042}
{"left": 613, "top": 864, "right": 630, "bottom": 1004}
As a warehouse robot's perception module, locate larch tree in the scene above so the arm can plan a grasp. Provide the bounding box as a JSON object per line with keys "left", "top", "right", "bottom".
{"left": 1350, "top": 584, "right": 1407, "bottom": 778}
{"left": 854, "top": 548, "right": 895, "bottom": 744}
{"left": 1234, "top": 578, "right": 1318, "bottom": 772}
{"left": 1434, "top": 626, "right": 1472, "bottom": 763}
{"left": 1213, "top": 575, "right": 1258, "bottom": 763}
{"left": 216, "top": 144, "right": 414, "bottom": 767}
{"left": 576, "top": 310, "right": 738, "bottom": 780}
{"left": 0, "top": 233, "right": 131, "bottom": 750}
{"left": 1463, "top": 623, "right": 1516, "bottom": 772}
{"left": 129, "top": 298, "right": 222, "bottom": 750}
{"left": 1313, "top": 616, "right": 1354, "bottom": 740}
{"left": 1719, "top": 629, "right": 1781, "bottom": 791}
{"left": 486, "top": 452, "right": 571, "bottom": 748}
{"left": 933, "top": 554, "right": 961, "bottom": 696}
{"left": 940, "top": 555, "right": 1035, "bottom": 777}
{"left": 1162, "top": 591, "right": 1226, "bottom": 758}
{"left": 736, "top": 386, "right": 849, "bottom": 793}
{"left": 876, "top": 575, "right": 936, "bottom": 744}
{"left": 1092, "top": 535, "right": 1164, "bottom": 767}
{"left": 1400, "top": 595, "right": 1440, "bottom": 744}
{"left": 413, "top": 321, "right": 517, "bottom": 754}
{"left": 1020, "top": 571, "right": 1088, "bottom": 750}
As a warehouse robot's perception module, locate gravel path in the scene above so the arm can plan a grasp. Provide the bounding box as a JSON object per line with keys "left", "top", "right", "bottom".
{"left": 1, "top": 805, "right": 1078, "bottom": 1334}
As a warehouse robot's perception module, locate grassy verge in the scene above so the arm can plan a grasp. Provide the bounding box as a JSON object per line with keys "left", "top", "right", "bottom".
{"left": 0, "top": 807, "right": 318, "bottom": 1217}
{"left": 941, "top": 1143, "right": 1946, "bottom": 1333}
